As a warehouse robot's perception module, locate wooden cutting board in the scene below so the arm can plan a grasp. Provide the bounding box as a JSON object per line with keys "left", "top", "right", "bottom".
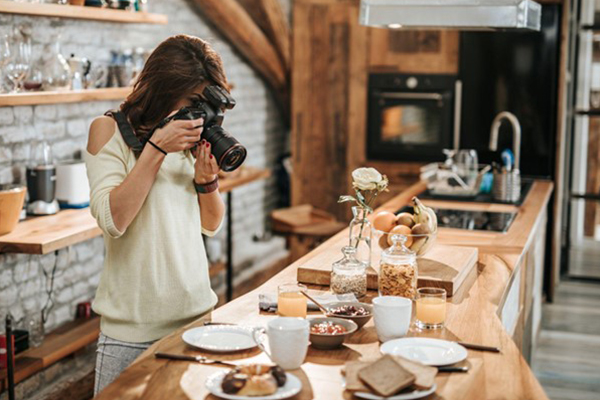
{"left": 297, "top": 244, "right": 478, "bottom": 297}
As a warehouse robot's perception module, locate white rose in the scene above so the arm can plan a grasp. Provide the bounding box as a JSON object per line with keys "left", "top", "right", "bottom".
{"left": 352, "top": 168, "right": 383, "bottom": 191}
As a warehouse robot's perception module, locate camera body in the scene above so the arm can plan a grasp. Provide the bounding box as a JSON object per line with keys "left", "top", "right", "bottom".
{"left": 171, "top": 85, "right": 246, "bottom": 172}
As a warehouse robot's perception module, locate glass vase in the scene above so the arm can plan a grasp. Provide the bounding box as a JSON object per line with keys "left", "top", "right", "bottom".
{"left": 348, "top": 206, "right": 372, "bottom": 268}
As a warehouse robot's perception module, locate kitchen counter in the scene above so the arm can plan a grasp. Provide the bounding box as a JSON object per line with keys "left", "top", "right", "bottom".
{"left": 95, "top": 180, "right": 553, "bottom": 400}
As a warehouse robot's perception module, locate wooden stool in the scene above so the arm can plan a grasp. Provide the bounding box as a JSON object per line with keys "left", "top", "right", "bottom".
{"left": 271, "top": 205, "right": 346, "bottom": 262}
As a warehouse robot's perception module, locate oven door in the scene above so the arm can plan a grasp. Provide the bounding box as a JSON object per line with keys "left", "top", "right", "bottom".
{"left": 367, "top": 90, "right": 454, "bottom": 162}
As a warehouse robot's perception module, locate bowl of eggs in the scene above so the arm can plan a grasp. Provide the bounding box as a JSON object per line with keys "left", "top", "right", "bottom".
{"left": 371, "top": 197, "right": 438, "bottom": 257}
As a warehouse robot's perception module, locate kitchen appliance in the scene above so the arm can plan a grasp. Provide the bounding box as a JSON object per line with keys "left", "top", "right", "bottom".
{"left": 359, "top": 0, "right": 541, "bottom": 31}
{"left": 0, "top": 185, "right": 26, "bottom": 235}
{"left": 55, "top": 160, "right": 90, "bottom": 208}
{"left": 459, "top": 3, "right": 561, "bottom": 178}
{"left": 26, "top": 141, "right": 59, "bottom": 215}
{"left": 367, "top": 73, "right": 461, "bottom": 162}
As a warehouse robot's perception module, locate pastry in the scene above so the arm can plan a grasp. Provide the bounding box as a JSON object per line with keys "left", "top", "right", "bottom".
{"left": 221, "top": 364, "right": 286, "bottom": 396}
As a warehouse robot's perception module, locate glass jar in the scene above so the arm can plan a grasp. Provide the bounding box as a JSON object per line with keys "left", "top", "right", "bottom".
{"left": 331, "top": 246, "right": 367, "bottom": 298}
{"left": 40, "top": 37, "right": 70, "bottom": 91}
{"left": 379, "top": 234, "right": 417, "bottom": 299}
{"left": 348, "top": 206, "right": 372, "bottom": 267}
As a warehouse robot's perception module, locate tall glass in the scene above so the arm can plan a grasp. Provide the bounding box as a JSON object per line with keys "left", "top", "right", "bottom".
{"left": 415, "top": 287, "right": 447, "bottom": 329}
{"left": 277, "top": 284, "right": 307, "bottom": 318}
{"left": 5, "top": 36, "right": 31, "bottom": 93}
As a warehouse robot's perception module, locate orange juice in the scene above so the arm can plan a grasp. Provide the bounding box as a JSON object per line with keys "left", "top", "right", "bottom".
{"left": 416, "top": 297, "right": 446, "bottom": 326}
{"left": 278, "top": 292, "right": 307, "bottom": 318}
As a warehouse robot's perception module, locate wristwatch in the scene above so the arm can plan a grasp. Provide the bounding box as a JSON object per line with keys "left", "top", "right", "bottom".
{"left": 193, "top": 177, "right": 219, "bottom": 194}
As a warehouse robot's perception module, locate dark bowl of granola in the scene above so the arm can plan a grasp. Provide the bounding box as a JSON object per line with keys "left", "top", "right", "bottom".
{"left": 325, "top": 302, "right": 373, "bottom": 329}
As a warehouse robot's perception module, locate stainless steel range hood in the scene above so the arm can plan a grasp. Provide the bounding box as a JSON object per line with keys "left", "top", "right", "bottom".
{"left": 359, "top": 0, "right": 542, "bottom": 31}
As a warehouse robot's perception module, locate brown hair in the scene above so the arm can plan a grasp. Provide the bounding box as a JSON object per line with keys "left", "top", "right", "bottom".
{"left": 121, "top": 34, "right": 229, "bottom": 139}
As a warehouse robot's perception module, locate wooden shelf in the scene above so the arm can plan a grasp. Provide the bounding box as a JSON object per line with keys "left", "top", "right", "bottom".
{"left": 0, "top": 317, "right": 100, "bottom": 391}
{"left": 0, "top": 209, "right": 101, "bottom": 255}
{"left": 0, "top": 87, "right": 131, "bottom": 107}
{"left": 0, "top": 168, "right": 270, "bottom": 255}
{"left": 0, "top": 1, "right": 167, "bottom": 24}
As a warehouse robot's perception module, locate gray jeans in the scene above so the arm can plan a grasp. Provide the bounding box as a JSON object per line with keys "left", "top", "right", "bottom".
{"left": 94, "top": 333, "right": 156, "bottom": 395}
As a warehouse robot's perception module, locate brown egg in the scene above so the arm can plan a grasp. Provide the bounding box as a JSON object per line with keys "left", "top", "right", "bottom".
{"left": 396, "top": 212, "right": 415, "bottom": 228}
{"left": 378, "top": 233, "right": 391, "bottom": 249}
{"left": 387, "top": 225, "right": 413, "bottom": 247}
{"left": 373, "top": 211, "right": 397, "bottom": 232}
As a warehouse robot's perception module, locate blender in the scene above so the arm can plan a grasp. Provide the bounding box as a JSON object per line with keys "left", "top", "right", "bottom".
{"left": 26, "top": 141, "right": 59, "bottom": 215}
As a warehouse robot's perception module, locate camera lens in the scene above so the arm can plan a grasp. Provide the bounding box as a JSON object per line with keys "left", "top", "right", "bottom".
{"left": 203, "top": 125, "right": 247, "bottom": 172}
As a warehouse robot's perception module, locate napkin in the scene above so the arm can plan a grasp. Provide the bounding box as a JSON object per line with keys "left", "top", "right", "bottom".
{"left": 258, "top": 292, "right": 358, "bottom": 313}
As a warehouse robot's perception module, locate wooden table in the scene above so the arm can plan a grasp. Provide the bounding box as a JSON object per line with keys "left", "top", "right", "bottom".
{"left": 96, "top": 180, "right": 553, "bottom": 400}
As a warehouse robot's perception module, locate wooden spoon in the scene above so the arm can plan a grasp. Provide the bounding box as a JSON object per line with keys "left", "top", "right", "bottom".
{"left": 300, "top": 291, "right": 329, "bottom": 315}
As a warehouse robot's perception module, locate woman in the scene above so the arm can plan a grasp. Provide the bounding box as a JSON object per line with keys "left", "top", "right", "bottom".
{"left": 85, "top": 35, "right": 227, "bottom": 394}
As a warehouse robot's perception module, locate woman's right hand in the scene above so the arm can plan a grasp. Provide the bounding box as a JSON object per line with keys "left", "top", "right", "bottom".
{"left": 151, "top": 117, "right": 204, "bottom": 153}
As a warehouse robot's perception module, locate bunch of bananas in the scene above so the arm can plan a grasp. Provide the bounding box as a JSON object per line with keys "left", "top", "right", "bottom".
{"left": 411, "top": 197, "right": 438, "bottom": 235}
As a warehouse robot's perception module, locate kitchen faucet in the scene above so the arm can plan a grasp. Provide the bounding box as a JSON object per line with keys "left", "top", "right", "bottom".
{"left": 489, "top": 111, "right": 521, "bottom": 173}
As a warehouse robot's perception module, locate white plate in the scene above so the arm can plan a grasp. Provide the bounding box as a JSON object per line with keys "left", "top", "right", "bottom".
{"left": 380, "top": 338, "right": 468, "bottom": 366}
{"left": 182, "top": 326, "right": 258, "bottom": 352}
{"left": 354, "top": 383, "right": 437, "bottom": 400}
{"left": 205, "top": 370, "right": 302, "bottom": 400}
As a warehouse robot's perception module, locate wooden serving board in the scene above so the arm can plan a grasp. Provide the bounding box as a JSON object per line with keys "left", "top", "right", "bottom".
{"left": 297, "top": 244, "right": 478, "bottom": 296}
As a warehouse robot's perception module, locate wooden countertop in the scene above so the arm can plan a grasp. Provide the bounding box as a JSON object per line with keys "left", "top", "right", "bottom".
{"left": 96, "top": 180, "right": 553, "bottom": 400}
{"left": 0, "top": 167, "right": 270, "bottom": 255}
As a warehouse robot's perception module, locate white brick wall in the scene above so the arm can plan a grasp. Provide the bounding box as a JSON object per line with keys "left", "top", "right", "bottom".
{"left": 0, "top": 0, "right": 290, "bottom": 354}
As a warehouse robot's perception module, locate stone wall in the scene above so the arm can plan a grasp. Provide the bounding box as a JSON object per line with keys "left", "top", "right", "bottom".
{"left": 0, "top": 1, "right": 289, "bottom": 398}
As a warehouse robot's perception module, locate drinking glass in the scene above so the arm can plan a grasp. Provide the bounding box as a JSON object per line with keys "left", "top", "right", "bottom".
{"left": 5, "top": 36, "right": 31, "bottom": 93}
{"left": 415, "top": 287, "right": 447, "bottom": 329}
{"left": 277, "top": 283, "right": 307, "bottom": 318}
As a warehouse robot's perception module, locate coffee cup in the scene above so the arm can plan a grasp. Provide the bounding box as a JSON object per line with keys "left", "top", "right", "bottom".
{"left": 372, "top": 296, "right": 412, "bottom": 342}
{"left": 267, "top": 317, "right": 309, "bottom": 370}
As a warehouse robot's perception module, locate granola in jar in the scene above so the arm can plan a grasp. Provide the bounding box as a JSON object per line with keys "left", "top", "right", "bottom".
{"left": 378, "top": 234, "right": 417, "bottom": 299}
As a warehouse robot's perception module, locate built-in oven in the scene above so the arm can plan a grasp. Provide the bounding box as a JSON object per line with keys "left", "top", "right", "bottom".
{"left": 367, "top": 73, "right": 461, "bottom": 162}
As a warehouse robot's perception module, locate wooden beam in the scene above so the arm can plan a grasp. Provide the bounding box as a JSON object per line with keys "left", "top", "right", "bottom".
{"left": 190, "top": 0, "right": 289, "bottom": 118}
{"left": 237, "top": 0, "right": 291, "bottom": 71}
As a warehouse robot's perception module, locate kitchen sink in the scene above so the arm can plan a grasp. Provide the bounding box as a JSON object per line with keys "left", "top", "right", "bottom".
{"left": 419, "top": 178, "right": 534, "bottom": 206}
{"left": 395, "top": 206, "right": 517, "bottom": 233}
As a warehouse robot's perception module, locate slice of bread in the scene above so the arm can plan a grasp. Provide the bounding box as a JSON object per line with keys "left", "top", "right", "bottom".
{"left": 392, "top": 355, "right": 438, "bottom": 389}
{"left": 358, "top": 355, "right": 416, "bottom": 397}
{"left": 343, "top": 361, "right": 371, "bottom": 391}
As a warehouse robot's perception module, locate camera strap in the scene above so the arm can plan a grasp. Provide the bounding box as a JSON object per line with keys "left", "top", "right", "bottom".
{"left": 104, "top": 110, "right": 145, "bottom": 154}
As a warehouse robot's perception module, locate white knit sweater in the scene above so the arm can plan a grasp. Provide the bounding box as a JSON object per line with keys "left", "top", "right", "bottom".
{"left": 84, "top": 126, "right": 219, "bottom": 342}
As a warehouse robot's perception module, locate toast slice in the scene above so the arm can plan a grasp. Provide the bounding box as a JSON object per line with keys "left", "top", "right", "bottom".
{"left": 343, "top": 361, "right": 370, "bottom": 391}
{"left": 358, "top": 355, "right": 415, "bottom": 397}
{"left": 392, "top": 355, "right": 438, "bottom": 389}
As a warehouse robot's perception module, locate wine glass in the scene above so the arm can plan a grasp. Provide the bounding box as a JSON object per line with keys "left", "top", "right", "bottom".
{"left": 4, "top": 36, "right": 31, "bottom": 93}
{"left": 0, "top": 35, "right": 11, "bottom": 93}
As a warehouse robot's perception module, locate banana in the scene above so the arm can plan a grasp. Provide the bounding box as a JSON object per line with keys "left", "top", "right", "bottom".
{"left": 411, "top": 197, "right": 438, "bottom": 233}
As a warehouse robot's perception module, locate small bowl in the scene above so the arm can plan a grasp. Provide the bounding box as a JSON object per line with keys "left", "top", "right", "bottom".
{"left": 308, "top": 317, "right": 358, "bottom": 350}
{"left": 325, "top": 302, "right": 373, "bottom": 329}
{"left": 0, "top": 185, "right": 26, "bottom": 236}
{"left": 373, "top": 228, "right": 437, "bottom": 257}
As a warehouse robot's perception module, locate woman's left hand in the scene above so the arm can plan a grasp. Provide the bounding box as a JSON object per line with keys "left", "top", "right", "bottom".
{"left": 193, "top": 140, "right": 220, "bottom": 184}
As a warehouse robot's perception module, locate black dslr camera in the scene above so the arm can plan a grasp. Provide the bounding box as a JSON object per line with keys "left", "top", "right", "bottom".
{"left": 168, "top": 85, "right": 246, "bottom": 172}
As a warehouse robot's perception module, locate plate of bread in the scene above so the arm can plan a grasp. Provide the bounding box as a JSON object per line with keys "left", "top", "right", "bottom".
{"left": 205, "top": 364, "right": 302, "bottom": 399}
{"left": 343, "top": 354, "right": 438, "bottom": 400}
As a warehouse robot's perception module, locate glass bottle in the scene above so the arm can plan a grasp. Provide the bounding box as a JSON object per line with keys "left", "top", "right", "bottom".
{"left": 331, "top": 246, "right": 367, "bottom": 298}
{"left": 379, "top": 234, "right": 417, "bottom": 299}
{"left": 40, "top": 36, "right": 70, "bottom": 91}
{"left": 348, "top": 206, "right": 372, "bottom": 268}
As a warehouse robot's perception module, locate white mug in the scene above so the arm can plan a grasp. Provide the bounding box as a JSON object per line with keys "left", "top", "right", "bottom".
{"left": 373, "top": 296, "right": 412, "bottom": 342}
{"left": 267, "top": 317, "right": 309, "bottom": 370}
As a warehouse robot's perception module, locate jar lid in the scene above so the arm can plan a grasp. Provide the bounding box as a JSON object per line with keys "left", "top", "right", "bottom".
{"left": 332, "top": 246, "right": 366, "bottom": 270}
{"left": 381, "top": 234, "right": 416, "bottom": 265}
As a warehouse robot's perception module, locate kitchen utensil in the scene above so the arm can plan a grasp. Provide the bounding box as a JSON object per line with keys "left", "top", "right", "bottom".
{"left": 299, "top": 291, "right": 328, "bottom": 314}
{"left": 0, "top": 185, "right": 26, "bottom": 236}
{"left": 308, "top": 317, "right": 357, "bottom": 350}
{"left": 154, "top": 352, "right": 236, "bottom": 367}
{"left": 353, "top": 383, "right": 438, "bottom": 400}
{"left": 205, "top": 369, "right": 302, "bottom": 400}
{"left": 380, "top": 338, "right": 468, "bottom": 366}
{"left": 372, "top": 296, "right": 412, "bottom": 342}
{"left": 325, "top": 301, "right": 373, "bottom": 328}
{"left": 297, "top": 244, "right": 478, "bottom": 297}
{"left": 267, "top": 317, "right": 309, "bottom": 370}
{"left": 181, "top": 325, "right": 258, "bottom": 352}
{"left": 456, "top": 342, "right": 500, "bottom": 353}
{"left": 437, "top": 366, "right": 469, "bottom": 373}
{"left": 55, "top": 160, "right": 90, "bottom": 208}
{"left": 67, "top": 54, "right": 91, "bottom": 91}
{"left": 26, "top": 141, "right": 59, "bottom": 216}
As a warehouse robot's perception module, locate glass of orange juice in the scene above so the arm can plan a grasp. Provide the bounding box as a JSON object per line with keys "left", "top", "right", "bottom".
{"left": 277, "top": 284, "right": 308, "bottom": 318}
{"left": 415, "top": 287, "right": 447, "bottom": 329}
